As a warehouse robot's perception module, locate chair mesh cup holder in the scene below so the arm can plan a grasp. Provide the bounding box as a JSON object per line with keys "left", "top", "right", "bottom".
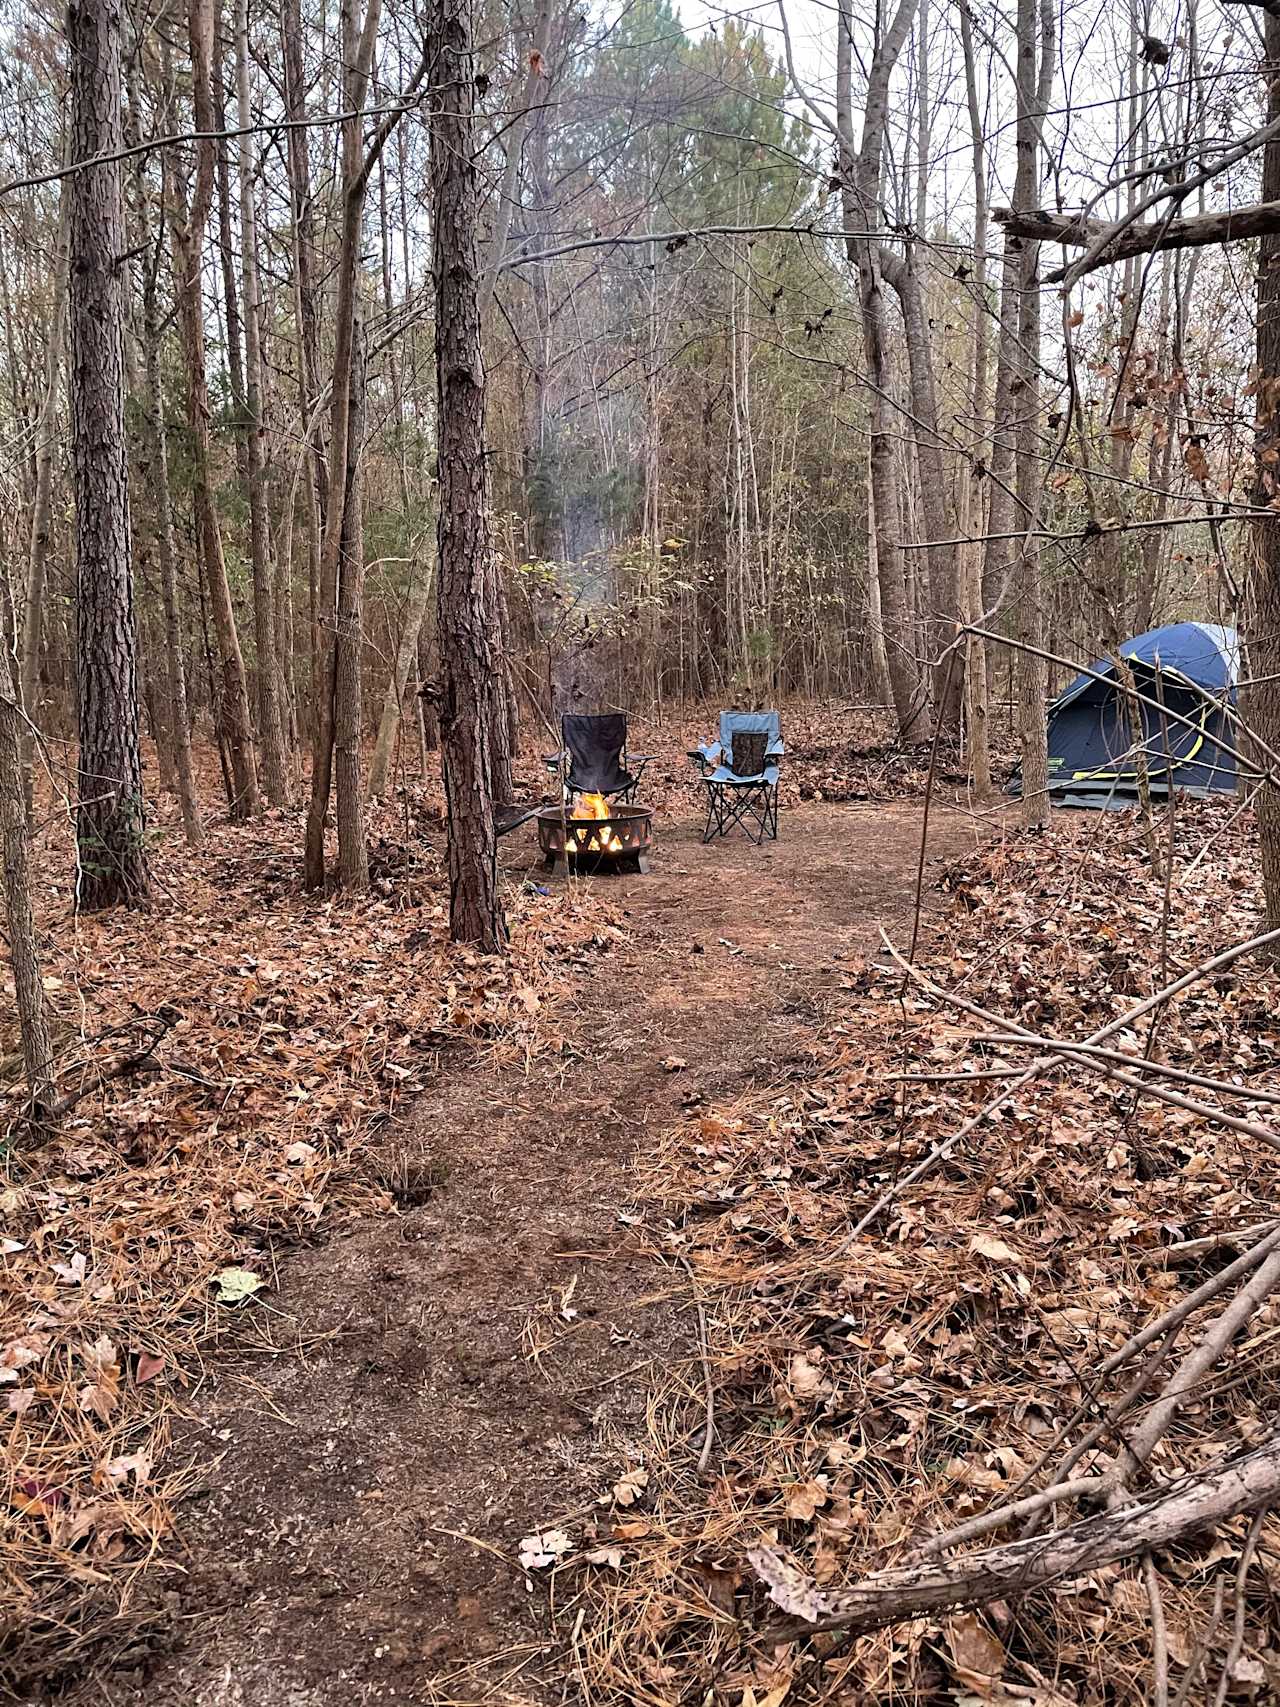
{"left": 731, "top": 732, "right": 768, "bottom": 777}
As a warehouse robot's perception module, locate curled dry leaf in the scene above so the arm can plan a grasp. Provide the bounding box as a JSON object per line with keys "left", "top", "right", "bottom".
{"left": 783, "top": 1478, "right": 828, "bottom": 1521}
{"left": 969, "top": 1233, "right": 1021, "bottom": 1264}
{"left": 77, "top": 1338, "right": 120, "bottom": 1423}
{"left": 787, "top": 1351, "right": 830, "bottom": 1402}
{"left": 0, "top": 1333, "right": 48, "bottom": 1383}
{"left": 612, "top": 1466, "right": 649, "bottom": 1507}
{"left": 519, "top": 1528, "right": 573, "bottom": 1570}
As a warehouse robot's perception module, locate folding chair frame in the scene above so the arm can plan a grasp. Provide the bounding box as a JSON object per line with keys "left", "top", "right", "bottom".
{"left": 701, "top": 772, "right": 779, "bottom": 845}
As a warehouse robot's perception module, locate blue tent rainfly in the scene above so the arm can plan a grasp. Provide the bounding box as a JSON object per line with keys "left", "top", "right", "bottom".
{"left": 1010, "top": 622, "right": 1242, "bottom": 810}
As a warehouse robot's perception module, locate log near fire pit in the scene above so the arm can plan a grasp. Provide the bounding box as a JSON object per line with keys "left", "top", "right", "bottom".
{"left": 537, "top": 793, "right": 652, "bottom": 875}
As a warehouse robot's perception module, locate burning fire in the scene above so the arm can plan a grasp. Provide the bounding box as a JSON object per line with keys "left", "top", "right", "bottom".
{"left": 575, "top": 791, "right": 623, "bottom": 852}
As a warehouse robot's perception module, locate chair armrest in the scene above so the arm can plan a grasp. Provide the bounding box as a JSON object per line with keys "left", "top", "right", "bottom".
{"left": 625, "top": 752, "right": 656, "bottom": 765}
{"left": 766, "top": 740, "right": 785, "bottom": 760}
{"left": 542, "top": 750, "right": 565, "bottom": 771}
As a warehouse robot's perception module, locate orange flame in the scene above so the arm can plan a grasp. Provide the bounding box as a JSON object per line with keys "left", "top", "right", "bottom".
{"left": 574, "top": 792, "right": 622, "bottom": 852}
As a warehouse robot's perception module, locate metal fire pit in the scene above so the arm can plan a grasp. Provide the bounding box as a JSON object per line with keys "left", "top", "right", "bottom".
{"left": 537, "top": 803, "right": 652, "bottom": 875}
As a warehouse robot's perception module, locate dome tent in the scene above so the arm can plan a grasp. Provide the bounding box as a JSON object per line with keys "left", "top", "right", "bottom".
{"left": 1010, "top": 622, "right": 1240, "bottom": 809}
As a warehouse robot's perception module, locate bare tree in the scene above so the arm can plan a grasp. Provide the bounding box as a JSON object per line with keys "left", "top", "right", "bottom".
{"left": 0, "top": 646, "right": 53, "bottom": 1112}
{"left": 169, "top": 0, "right": 258, "bottom": 821}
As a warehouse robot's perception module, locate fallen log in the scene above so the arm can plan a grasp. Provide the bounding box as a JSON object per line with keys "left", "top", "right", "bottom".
{"left": 750, "top": 1433, "right": 1280, "bottom": 1638}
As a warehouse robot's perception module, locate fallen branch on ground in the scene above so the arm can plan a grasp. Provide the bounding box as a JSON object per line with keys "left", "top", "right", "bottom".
{"left": 749, "top": 1432, "right": 1280, "bottom": 1638}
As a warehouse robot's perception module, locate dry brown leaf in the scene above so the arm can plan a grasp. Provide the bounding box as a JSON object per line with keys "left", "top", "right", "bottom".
{"left": 612, "top": 1466, "right": 649, "bottom": 1507}
{"left": 945, "top": 1611, "right": 1006, "bottom": 1694}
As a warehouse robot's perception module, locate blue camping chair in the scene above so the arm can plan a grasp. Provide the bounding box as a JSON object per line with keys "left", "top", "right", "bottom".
{"left": 689, "top": 711, "right": 784, "bottom": 845}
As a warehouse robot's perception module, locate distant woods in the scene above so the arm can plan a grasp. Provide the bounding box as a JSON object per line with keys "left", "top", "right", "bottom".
{"left": 0, "top": 0, "right": 1274, "bottom": 926}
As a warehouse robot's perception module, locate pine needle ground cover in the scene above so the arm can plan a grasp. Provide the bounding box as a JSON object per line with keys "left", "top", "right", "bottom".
{"left": 0, "top": 791, "right": 618, "bottom": 1687}
{"left": 561, "top": 804, "right": 1280, "bottom": 1706}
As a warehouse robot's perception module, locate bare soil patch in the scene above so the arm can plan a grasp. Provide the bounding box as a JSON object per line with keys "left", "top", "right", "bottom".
{"left": 71, "top": 801, "right": 976, "bottom": 1707}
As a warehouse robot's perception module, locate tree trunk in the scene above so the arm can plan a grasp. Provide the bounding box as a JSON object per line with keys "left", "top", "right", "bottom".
{"left": 280, "top": 0, "right": 328, "bottom": 750}
{"left": 0, "top": 647, "right": 54, "bottom": 1112}
{"left": 234, "top": 0, "right": 288, "bottom": 804}
{"left": 141, "top": 258, "right": 204, "bottom": 847}
{"left": 169, "top": 0, "right": 258, "bottom": 820}
{"left": 303, "top": 0, "right": 408, "bottom": 889}
{"left": 428, "top": 0, "right": 504, "bottom": 949}
{"left": 836, "top": 0, "right": 930, "bottom": 742}
{"left": 1250, "top": 13, "right": 1280, "bottom": 935}
{"left": 67, "top": 0, "right": 149, "bottom": 909}
{"left": 958, "top": 1, "right": 992, "bottom": 797}
{"left": 334, "top": 308, "right": 369, "bottom": 889}
{"left": 19, "top": 180, "right": 69, "bottom": 785}
{"left": 881, "top": 247, "right": 962, "bottom": 731}
{"left": 1012, "top": 0, "right": 1054, "bottom": 828}
{"left": 369, "top": 568, "right": 431, "bottom": 798}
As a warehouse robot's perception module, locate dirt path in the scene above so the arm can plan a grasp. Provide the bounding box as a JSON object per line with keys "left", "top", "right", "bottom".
{"left": 103, "top": 802, "right": 977, "bottom": 1707}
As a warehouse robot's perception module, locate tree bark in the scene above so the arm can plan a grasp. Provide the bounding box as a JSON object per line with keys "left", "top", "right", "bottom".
{"left": 234, "top": 0, "right": 289, "bottom": 804}
{"left": 169, "top": 0, "right": 258, "bottom": 820}
{"left": 1249, "top": 13, "right": 1280, "bottom": 935}
{"left": 141, "top": 223, "right": 203, "bottom": 847}
{"left": 880, "top": 247, "right": 962, "bottom": 731}
{"left": 302, "top": 0, "right": 422, "bottom": 888}
{"left": 428, "top": 0, "right": 504, "bottom": 949}
{"left": 280, "top": 0, "right": 328, "bottom": 746}
{"left": 0, "top": 647, "right": 54, "bottom": 1113}
{"left": 1011, "top": 0, "right": 1054, "bottom": 828}
{"left": 958, "top": 1, "right": 992, "bottom": 796}
{"left": 19, "top": 179, "right": 69, "bottom": 786}
{"left": 996, "top": 199, "right": 1280, "bottom": 279}
{"left": 751, "top": 1431, "right": 1280, "bottom": 1640}
{"left": 369, "top": 567, "right": 431, "bottom": 798}
{"left": 67, "top": 0, "right": 150, "bottom": 909}
{"left": 334, "top": 307, "right": 369, "bottom": 889}
{"left": 836, "top": 0, "right": 930, "bottom": 742}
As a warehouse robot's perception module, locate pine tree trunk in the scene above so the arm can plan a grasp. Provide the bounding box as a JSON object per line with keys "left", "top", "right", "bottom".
{"left": 428, "top": 0, "right": 504, "bottom": 949}
{"left": 67, "top": 0, "right": 149, "bottom": 909}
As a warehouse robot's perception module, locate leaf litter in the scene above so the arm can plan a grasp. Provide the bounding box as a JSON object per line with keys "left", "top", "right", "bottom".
{"left": 559, "top": 803, "right": 1280, "bottom": 1706}
{"left": 0, "top": 785, "right": 620, "bottom": 1689}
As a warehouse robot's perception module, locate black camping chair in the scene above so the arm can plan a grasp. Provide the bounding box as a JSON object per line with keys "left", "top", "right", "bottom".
{"left": 543, "top": 713, "right": 653, "bottom": 803}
